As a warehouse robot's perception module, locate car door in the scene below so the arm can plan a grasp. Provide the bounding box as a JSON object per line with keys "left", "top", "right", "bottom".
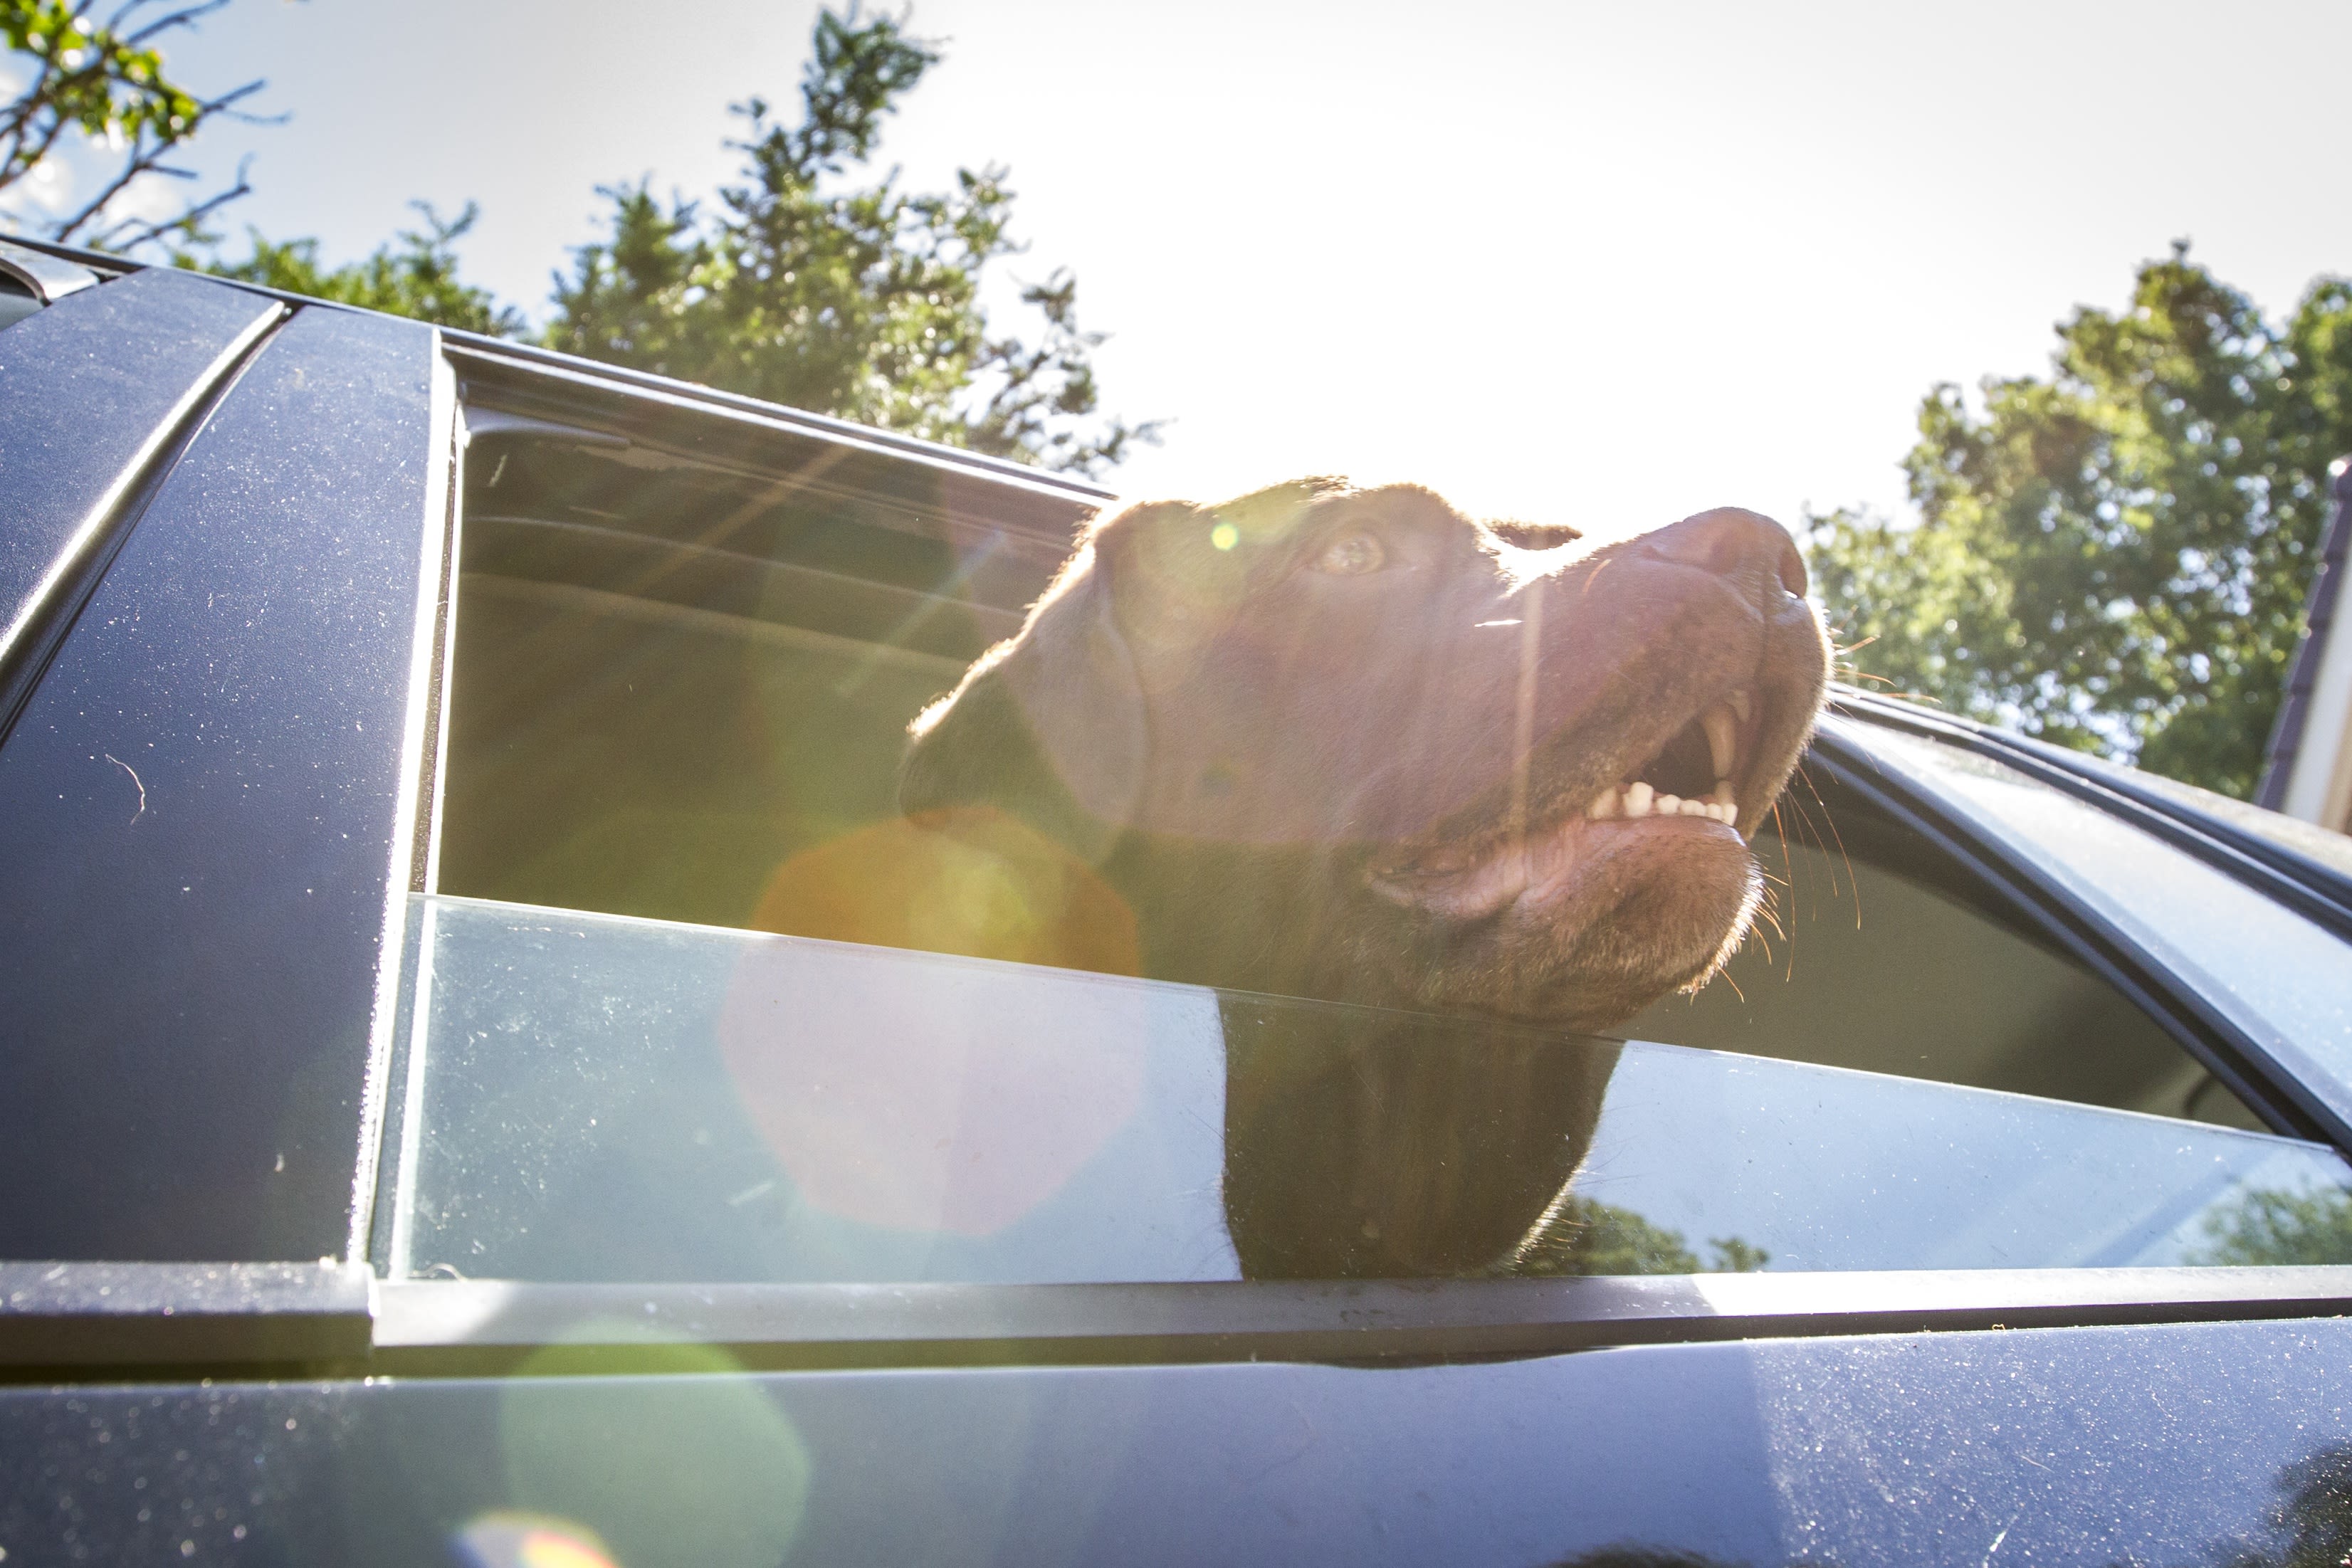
{"left": 6, "top": 270, "right": 2352, "bottom": 1567}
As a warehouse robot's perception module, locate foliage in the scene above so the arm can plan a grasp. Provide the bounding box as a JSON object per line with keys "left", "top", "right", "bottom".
{"left": 2192, "top": 1183, "right": 2352, "bottom": 1268}
{"left": 187, "top": 201, "right": 523, "bottom": 335}
{"left": 1, "top": 0, "right": 262, "bottom": 249}
{"left": 1809, "top": 246, "right": 2352, "bottom": 797}
{"left": 544, "top": 6, "right": 1151, "bottom": 475}
{"left": 2215, "top": 1443, "right": 2352, "bottom": 1568}
{"left": 1517, "top": 1196, "right": 1769, "bottom": 1276}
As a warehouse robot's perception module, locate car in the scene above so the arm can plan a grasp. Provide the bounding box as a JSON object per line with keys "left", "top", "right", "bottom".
{"left": 5, "top": 235, "right": 2352, "bottom": 1567}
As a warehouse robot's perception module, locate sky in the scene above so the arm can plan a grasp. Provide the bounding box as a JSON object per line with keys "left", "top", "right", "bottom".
{"left": 28, "top": 0, "right": 2352, "bottom": 540}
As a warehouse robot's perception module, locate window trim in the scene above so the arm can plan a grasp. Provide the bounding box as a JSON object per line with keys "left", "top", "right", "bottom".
{"left": 364, "top": 1268, "right": 2352, "bottom": 1374}
{"left": 0, "top": 237, "right": 101, "bottom": 302}
{"left": 0, "top": 276, "right": 285, "bottom": 748}
{"left": 441, "top": 331, "right": 1118, "bottom": 507}
{"left": 10, "top": 1263, "right": 2352, "bottom": 1377}
{"left": 1829, "top": 691, "right": 2352, "bottom": 945}
{"left": 0, "top": 1261, "right": 369, "bottom": 1370}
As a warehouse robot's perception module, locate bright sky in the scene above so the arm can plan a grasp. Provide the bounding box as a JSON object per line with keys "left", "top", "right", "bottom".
{"left": 84, "top": 0, "right": 2352, "bottom": 540}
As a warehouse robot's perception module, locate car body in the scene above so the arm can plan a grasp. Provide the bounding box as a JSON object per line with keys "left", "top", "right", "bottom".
{"left": 5, "top": 238, "right": 2352, "bottom": 1566}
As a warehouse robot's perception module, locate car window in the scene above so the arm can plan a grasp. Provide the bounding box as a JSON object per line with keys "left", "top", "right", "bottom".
{"left": 439, "top": 419, "right": 1061, "bottom": 925}
{"left": 0, "top": 241, "right": 102, "bottom": 333}
{"left": 377, "top": 891, "right": 2352, "bottom": 1283}
{"left": 1849, "top": 720, "right": 2352, "bottom": 1130}
{"left": 1620, "top": 772, "right": 2253, "bottom": 1127}
{"left": 404, "top": 387, "right": 2352, "bottom": 1283}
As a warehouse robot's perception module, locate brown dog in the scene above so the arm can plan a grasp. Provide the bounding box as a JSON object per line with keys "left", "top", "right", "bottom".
{"left": 762, "top": 478, "right": 1827, "bottom": 1276}
{"left": 898, "top": 478, "right": 1829, "bottom": 1033}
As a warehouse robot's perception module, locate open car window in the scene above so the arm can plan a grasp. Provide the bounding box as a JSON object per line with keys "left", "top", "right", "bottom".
{"left": 399, "top": 376, "right": 2352, "bottom": 1287}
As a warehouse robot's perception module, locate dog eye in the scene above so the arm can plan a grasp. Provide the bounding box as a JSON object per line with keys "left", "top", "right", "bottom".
{"left": 1313, "top": 532, "right": 1387, "bottom": 577}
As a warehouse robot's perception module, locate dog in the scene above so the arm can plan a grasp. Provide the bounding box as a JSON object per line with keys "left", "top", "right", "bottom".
{"left": 898, "top": 478, "right": 1827, "bottom": 1027}
{"left": 761, "top": 478, "right": 1829, "bottom": 1275}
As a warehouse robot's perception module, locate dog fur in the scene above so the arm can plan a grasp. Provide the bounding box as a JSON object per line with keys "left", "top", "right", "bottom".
{"left": 900, "top": 478, "right": 1828, "bottom": 1032}
{"left": 767, "top": 478, "right": 1828, "bottom": 1276}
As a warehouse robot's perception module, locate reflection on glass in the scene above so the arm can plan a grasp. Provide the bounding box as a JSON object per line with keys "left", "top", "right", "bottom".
{"left": 1536, "top": 1440, "right": 2352, "bottom": 1568}
{"left": 2194, "top": 1184, "right": 2352, "bottom": 1267}
{"left": 377, "top": 895, "right": 2352, "bottom": 1284}
{"left": 2225, "top": 1442, "right": 2352, "bottom": 1568}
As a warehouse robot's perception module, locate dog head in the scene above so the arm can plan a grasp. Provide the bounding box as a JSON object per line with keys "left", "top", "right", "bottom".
{"left": 901, "top": 479, "right": 1829, "bottom": 1032}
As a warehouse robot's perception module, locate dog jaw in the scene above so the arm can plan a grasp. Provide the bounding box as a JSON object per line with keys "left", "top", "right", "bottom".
{"left": 1370, "top": 812, "right": 1765, "bottom": 1031}
{"left": 1357, "top": 591, "right": 1823, "bottom": 1030}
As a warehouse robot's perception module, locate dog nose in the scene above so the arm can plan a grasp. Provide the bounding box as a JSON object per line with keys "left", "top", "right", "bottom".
{"left": 1639, "top": 507, "right": 1808, "bottom": 599}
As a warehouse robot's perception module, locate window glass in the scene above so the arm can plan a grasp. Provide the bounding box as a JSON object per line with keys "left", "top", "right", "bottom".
{"left": 0, "top": 275, "right": 38, "bottom": 333}
{"left": 416, "top": 401, "right": 2345, "bottom": 1283}
{"left": 1622, "top": 779, "right": 2248, "bottom": 1126}
{"left": 1849, "top": 719, "right": 2352, "bottom": 1127}
{"left": 378, "top": 893, "right": 2352, "bottom": 1283}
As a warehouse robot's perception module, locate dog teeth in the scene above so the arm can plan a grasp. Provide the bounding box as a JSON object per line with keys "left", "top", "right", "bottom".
{"left": 1701, "top": 704, "right": 1738, "bottom": 781}
{"left": 1581, "top": 779, "right": 1738, "bottom": 824}
{"left": 1727, "top": 688, "right": 1755, "bottom": 725}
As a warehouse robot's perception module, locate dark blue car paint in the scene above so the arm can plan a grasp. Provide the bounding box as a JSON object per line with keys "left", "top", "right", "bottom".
{"left": 5, "top": 1317, "right": 2351, "bottom": 1564}
{"left": 0, "top": 300, "right": 439, "bottom": 1263}
{"left": 0, "top": 268, "right": 282, "bottom": 731}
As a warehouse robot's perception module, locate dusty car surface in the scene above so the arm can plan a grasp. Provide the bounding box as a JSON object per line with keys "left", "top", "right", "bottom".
{"left": 5, "top": 239, "right": 2352, "bottom": 1566}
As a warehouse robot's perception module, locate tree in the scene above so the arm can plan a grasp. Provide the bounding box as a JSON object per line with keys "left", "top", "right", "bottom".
{"left": 1516, "top": 1196, "right": 1769, "bottom": 1276}
{"left": 1810, "top": 248, "right": 2352, "bottom": 798}
{"left": 545, "top": 6, "right": 1151, "bottom": 476}
{"left": 189, "top": 201, "right": 523, "bottom": 335}
{"left": 2193, "top": 1182, "right": 2352, "bottom": 1268}
{"left": 1, "top": 0, "right": 263, "bottom": 250}
{"left": 2215, "top": 1443, "right": 2352, "bottom": 1568}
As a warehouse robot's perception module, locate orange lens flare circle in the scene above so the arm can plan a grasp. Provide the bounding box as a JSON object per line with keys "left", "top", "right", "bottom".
{"left": 725, "top": 808, "right": 1148, "bottom": 1236}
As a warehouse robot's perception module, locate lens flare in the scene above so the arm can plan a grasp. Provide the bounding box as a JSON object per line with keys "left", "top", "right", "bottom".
{"left": 495, "top": 1342, "right": 813, "bottom": 1568}
{"left": 729, "top": 806, "right": 1149, "bottom": 1234}
{"left": 749, "top": 806, "right": 1139, "bottom": 974}
{"left": 452, "top": 1513, "right": 621, "bottom": 1568}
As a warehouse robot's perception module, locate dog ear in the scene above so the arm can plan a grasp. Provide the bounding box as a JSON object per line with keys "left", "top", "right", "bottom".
{"left": 900, "top": 537, "right": 1148, "bottom": 863}
{"left": 1099, "top": 481, "right": 1344, "bottom": 662}
{"left": 900, "top": 480, "right": 1347, "bottom": 853}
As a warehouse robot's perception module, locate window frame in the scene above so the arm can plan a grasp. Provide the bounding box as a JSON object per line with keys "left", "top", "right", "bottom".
{"left": 380, "top": 340, "right": 2352, "bottom": 1357}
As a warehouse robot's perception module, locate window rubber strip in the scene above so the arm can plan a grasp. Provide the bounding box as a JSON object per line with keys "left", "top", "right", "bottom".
{"left": 9, "top": 1264, "right": 2352, "bottom": 1380}
{"left": 1828, "top": 692, "right": 2352, "bottom": 944}
{"left": 359, "top": 1266, "right": 2352, "bottom": 1375}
